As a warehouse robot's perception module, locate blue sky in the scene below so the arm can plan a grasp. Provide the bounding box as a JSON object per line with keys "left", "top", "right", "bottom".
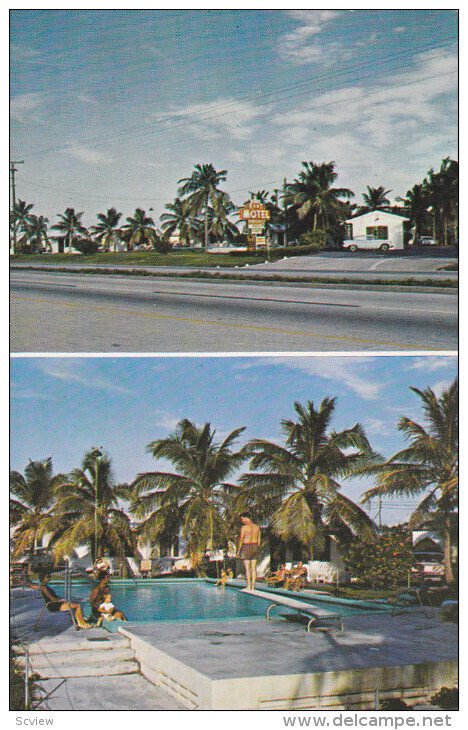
{"left": 10, "top": 9, "right": 458, "bottom": 227}
{"left": 11, "top": 354, "right": 457, "bottom": 525}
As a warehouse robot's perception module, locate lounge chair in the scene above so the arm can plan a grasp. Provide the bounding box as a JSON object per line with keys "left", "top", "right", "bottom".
{"left": 126, "top": 557, "right": 143, "bottom": 578}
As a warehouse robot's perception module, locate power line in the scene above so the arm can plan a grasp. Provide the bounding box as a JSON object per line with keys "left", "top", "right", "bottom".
{"left": 19, "top": 38, "right": 457, "bottom": 161}
{"left": 15, "top": 61, "right": 457, "bottom": 203}
{"left": 17, "top": 33, "right": 456, "bottom": 105}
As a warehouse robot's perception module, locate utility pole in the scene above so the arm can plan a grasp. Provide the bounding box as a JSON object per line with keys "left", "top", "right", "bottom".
{"left": 91, "top": 447, "right": 103, "bottom": 560}
{"left": 282, "top": 177, "right": 288, "bottom": 247}
{"left": 10, "top": 160, "right": 24, "bottom": 255}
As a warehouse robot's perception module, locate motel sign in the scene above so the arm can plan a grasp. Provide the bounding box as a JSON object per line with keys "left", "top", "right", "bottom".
{"left": 238, "top": 200, "right": 271, "bottom": 250}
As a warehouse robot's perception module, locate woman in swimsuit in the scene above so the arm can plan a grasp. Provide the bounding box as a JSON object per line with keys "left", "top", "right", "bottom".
{"left": 27, "top": 574, "right": 91, "bottom": 629}
{"left": 237, "top": 512, "right": 261, "bottom": 591}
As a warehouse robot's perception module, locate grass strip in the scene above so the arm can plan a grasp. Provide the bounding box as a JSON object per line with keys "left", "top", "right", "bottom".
{"left": 11, "top": 264, "right": 458, "bottom": 289}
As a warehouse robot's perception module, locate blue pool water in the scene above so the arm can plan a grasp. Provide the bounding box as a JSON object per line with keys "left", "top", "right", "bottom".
{"left": 53, "top": 579, "right": 389, "bottom": 623}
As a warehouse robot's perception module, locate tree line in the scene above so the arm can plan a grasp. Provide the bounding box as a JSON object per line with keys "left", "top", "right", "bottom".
{"left": 10, "top": 380, "right": 458, "bottom": 584}
{"left": 10, "top": 158, "right": 458, "bottom": 254}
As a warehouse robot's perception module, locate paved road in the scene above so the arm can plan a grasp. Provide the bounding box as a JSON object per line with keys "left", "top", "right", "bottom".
{"left": 253, "top": 251, "right": 458, "bottom": 274}
{"left": 11, "top": 251, "right": 458, "bottom": 281}
{"left": 10, "top": 270, "right": 458, "bottom": 353}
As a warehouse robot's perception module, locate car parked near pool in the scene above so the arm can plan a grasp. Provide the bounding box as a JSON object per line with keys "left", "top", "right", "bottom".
{"left": 342, "top": 235, "right": 395, "bottom": 252}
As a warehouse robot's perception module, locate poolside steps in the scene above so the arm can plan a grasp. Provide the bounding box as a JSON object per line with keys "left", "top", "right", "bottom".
{"left": 16, "top": 630, "right": 140, "bottom": 679}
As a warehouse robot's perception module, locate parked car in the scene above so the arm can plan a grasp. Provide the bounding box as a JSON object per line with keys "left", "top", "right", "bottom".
{"left": 342, "top": 235, "right": 395, "bottom": 252}
{"left": 409, "top": 235, "right": 438, "bottom": 246}
{"left": 417, "top": 236, "right": 438, "bottom": 246}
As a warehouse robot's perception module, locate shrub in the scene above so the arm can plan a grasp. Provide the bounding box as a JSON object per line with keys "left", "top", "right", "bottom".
{"left": 298, "top": 229, "right": 327, "bottom": 250}
{"left": 73, "top": 237, "right": 99, "bottom": 255}
{"left": 439, "top": 603, "right": 458, "bottom": 624}
{"left": 342, "top": 527, "right": 413, "bottom": 588}
{"left": 430, "top": 687, "right": 458, "bottom": 710}
{"left": 153, "top": 238, "right": 172, "bottom": 254}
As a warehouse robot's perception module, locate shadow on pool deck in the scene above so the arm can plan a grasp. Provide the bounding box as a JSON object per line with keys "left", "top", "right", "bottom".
{"left": 11, "top": 587, "right": 458, "bottom": 710}
{"left": 122, "top": 611, "right": 457, "bottom": 681}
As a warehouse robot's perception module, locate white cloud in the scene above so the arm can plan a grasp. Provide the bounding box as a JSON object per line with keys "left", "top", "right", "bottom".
{"left": 11, "top": 44, "right": 42, "bottom": 63}
{"left": 77, "top": 94, "right": 98, "bottom": 105}
{"left": 10, "top": 385, "right": 55, "bottom": 401}
{"left": 153, "top": 98, "right": 266, "bottom": 141}
{"left": 363, "top": 417, "right": 392, "bottom": 437}
{"left": 409, "top": 356, "right": 457, "bottom": 372}
{"left": 273, "top": 49, "right": 457, "bottom": 136}
{"left": 66, "top": 143, "right": 115, "bottom": 165}
{"left": 10, "top": 93, "right": 44, "bottom": 123}
{"left": 393, "top": 26, "right": 407, "bottom": 33}
{"left": 264, "top": 47, "right": 457, "bottom": 197}
{"left": 154, "top": 410, "right": 180, "bottom": 431}
{"left": 431, "top": 379, "right": 453, "bottom": 398}
{"left": 278, "top": 10, "right": 341, "bottom": 65}
{"left": 238, "top": 356, "right": 382, "bottom": 400}
{"left": 37, "top": 360, "right": 132, "bottom": 394}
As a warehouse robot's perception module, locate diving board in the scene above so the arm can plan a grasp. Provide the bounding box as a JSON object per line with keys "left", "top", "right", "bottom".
{"left": 245, "top": 589, "right": 344, "bottom": 633}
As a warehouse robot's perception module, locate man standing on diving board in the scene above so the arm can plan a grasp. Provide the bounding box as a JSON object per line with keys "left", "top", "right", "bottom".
{"left": 238, "top": 512, "right": 261, "bottom": 591}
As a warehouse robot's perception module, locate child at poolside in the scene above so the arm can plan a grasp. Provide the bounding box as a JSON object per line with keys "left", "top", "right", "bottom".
{"left": 96, "top": 592, "right": 127, "bottom": 626}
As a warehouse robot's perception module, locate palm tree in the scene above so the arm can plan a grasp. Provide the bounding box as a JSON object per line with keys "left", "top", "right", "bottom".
{"left": 160, "top": 198, "right": 200, "bottom": 247}
{"left": 239, "top": 399, "right": 377, "bottom": 558}
{"left": 131, "top": 419, "right": 247, "bottom": 569}
{"left": 397, "top": 183, "right": 431, "bottom": 244}
{"left": 91, "top": 207, "right": 122, "bottom": 252}
{"left": 285, "top": 161, "right": 354, "bottom": 232}
{"left": 361, "top": 380, "right": 458, "bottom": 585}
{"left": 178, "top": 164, "right": 228, "bottom": 249}
{"left": 207, "top": 192, "right": 239, "bottom": 242}
{"left": 20, "top": 214, "right": 51, "bottom": 253}
{"left": 433, "top": 158, "right": 458, "bottom": 246}
{"left": 10, "top": 199, "right": 35, "bottom": 253}
{"left": 48, "top": 448, "right": 134, "bottom": 562}
{"left": 360, "top": 186, "right": 392, "bottom": 212}
{"left": 51, "top": 207, "right": 88, "bottom": 253}
{"left": 120, "top": 208, "right": 159, "bottom": 250}
{"left": 10, "top": 458, "right": 65, "bottom": 557}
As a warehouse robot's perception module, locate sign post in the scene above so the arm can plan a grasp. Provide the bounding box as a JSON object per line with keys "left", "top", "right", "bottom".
{"left": 238, "top": 201, "right": 271, "bottom": 251}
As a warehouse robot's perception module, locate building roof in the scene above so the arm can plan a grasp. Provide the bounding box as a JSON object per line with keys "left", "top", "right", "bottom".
{"left": 345, "top": 210, "right": 409, "bottom": 223}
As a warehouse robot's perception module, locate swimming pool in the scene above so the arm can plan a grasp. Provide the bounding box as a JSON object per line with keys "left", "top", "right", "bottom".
{"left": 54, "top": 579, "right": 391, "bottom": 623}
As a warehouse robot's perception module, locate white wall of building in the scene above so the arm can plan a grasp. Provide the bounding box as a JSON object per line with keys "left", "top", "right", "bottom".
{"left": 345, "top": 211, "right": 408, "bottom": 249}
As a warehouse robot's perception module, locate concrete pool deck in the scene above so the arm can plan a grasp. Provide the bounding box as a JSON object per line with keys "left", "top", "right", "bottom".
{"left": 10, "top": 588, "right": 184, "bottom": 710}
{"left": 11, "top": 587, "right": 457, "bottom": 711}
{"left": 121, "top": 611, "right": 457, "bottom": 709}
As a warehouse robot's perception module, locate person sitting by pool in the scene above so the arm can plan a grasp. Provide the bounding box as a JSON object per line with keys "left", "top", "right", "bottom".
{"left": 266, "top": 564, "right": 288, "bottom": 586}
{"left": 87, "top": 556, "right": 111, "bottom": 578}
{"left": 284, "top": 562, "right": 308, "bottom": 591}
{"left": 95, "top": 592, "right": 127, "bottom": 626}
{"left": 215, "top": 568, "right": 233, "bottom": 589}
{"left": 26, "top": 572, "right": 91, "bottom": 630}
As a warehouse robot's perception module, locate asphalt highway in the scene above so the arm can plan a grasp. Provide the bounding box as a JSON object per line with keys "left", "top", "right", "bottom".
{"left": 10, "top": 270, "right": 457, "bottom": 353}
